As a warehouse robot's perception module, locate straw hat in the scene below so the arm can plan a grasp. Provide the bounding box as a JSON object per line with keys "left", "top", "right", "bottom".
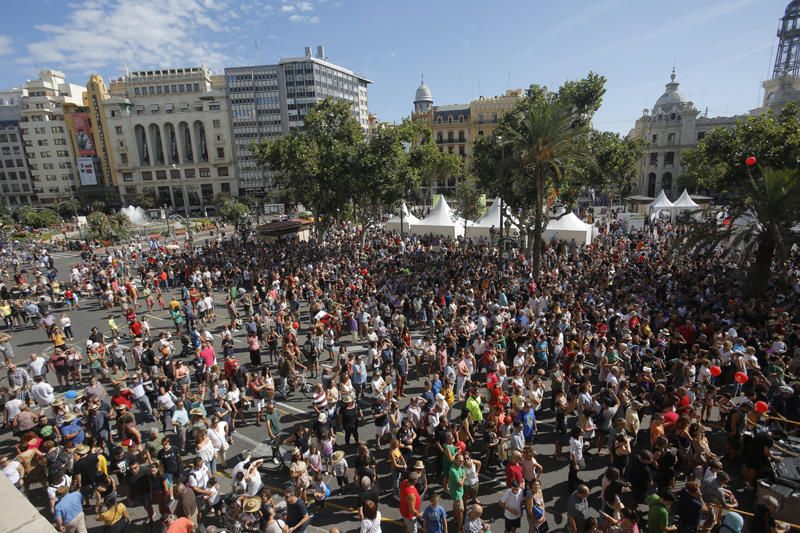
{"left": 74, "top": 444, "right": 90, "bottom": 455}
{"left": 317, "top": 412, "right": 328, "bottom": 423}
{"left": 332, "top": 450, "right": 346, "bottom": 463}
{"left": 243, "top": 496, "right": 261, "bottom": 514}
{"left": 189, "top": 407, "right": 205, "bottom": 417}
{"left": 61, "top": 412, "right": 77, "bottom": 423}
{"left": 414, "top": 460, "right": 425, "bottom": 469}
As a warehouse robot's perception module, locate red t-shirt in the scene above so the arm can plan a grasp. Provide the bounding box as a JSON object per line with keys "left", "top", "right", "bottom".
{"left": 399, "top": 479, "right": 420, "bottom": 519}
{"left": 505, "top": 462, "right": 523, "bottom": 488}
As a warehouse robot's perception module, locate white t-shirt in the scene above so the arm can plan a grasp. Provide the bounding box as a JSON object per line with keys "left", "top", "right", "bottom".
{"left": 29, "top": 357, "right": 47, "bottom": 377}
{"left": 570, "top": 436, "right": 584, "bottom": 463}
{"left": 501, "top": 488, "right": 524, "bottom": 519}
{"left": 2, "top": 461, "right": 21, "bottom": 484}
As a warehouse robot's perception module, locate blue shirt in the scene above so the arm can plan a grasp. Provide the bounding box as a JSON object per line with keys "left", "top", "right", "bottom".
{"left": 173, "top": 408, "right": 189, "bottom": 427}
{"left": 516, "top": 409, "right": 536, "bottom": 439}
{"left": 423, "top": 504, "right": 447, "bottom": 533}
{"left": 60, "top": 421, "right": 85, "bottom": 445}
{"left": 431, "top": 380, "right": 443, "bottom": 396}
{"left": 54, "top": 491, "right": 84, "bottom": 525}
{"left": 352, "top": 362, "right": 367, "bottom": 385}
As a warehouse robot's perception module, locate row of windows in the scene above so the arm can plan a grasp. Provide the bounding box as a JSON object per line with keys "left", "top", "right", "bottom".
{"left": 134, "top": 166, "right": 229, "bottom": 181}
{"left": 0, "top": 171, "right": 28, "bottom": 181}
{"left": 229, "top": 85, "right": 279, "bottom": 93}
{"left": 0, "top": 133, "right": 19, "bottom": 141}
{"left": 0, "top": 146, "right": 22, "bottom": 155}
{"left": 0, "top": 183, "right": 31, "bottom": 192}
{"left": 649, "top": 152, "right": 676, "bottom": 166}
{"left": 1, "top": 159, "right": 25, "bottom": 168}
{"left": 133, "top": 83, "right": 201, "bottom": 96}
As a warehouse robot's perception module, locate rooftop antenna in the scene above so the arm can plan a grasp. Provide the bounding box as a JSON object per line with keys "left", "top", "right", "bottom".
{"left": 704, "top": 106, "right": 708, "bottom": 118}
{"left": 507, "top": 71, "right": 511, "bottom": 89}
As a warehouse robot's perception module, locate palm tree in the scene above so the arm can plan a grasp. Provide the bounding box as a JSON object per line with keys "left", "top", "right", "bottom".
{"left": 499, "top": 100, "right": 585, "bottom": 278}
{"left": 684, "top": 167, "right": 800, "bottom": 298}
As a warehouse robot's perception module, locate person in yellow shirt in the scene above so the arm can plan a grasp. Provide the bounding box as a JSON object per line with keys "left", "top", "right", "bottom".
{"left": 108, "top": 316, "right": 120, "bottom": 339}
{"left": 0, "top": 301, "right": 12, "bottom": 329}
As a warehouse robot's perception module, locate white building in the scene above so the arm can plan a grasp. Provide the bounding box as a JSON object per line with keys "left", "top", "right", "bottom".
{"left": 0, "top": 89, "right": 35, "bottom": 207}
{"left": 225, "top": 46, "right": 371, "bottom": 195}
{"left": 18, "top": 70, "right": 84, "bottom": 205}
{"left": 103, "top": 67, "right": 238, "bottom": 213}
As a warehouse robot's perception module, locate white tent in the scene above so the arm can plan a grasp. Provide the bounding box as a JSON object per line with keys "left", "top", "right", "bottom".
{"left": 409, "top": 196, "right": 466, "bottom": 238}
{"left": 543, "top": 212, "right": 594, "bottom": 246}
{"left": 648, "top": 189, "right": 674, "bottom": 211}
{"left": 672, "top": 189, "right": 700, "bottom": 210}
{"left": 385, "top": 202, "right": 420, "bottom": 233}
{"left": 469, "top": 198, "right": 518, "bottom": 240}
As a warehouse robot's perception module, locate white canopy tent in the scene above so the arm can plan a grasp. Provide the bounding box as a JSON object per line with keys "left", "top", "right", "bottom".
{"left": 672, "top": 189, "right": 700, "bottom": 210}
{"left": 469, "top": 198, "right": 518, "bottom": 240}
{"left": 385, "top": 202, "right": 420, "bottom": 233}
{"left": 409, "top": 196, "right": 466, "bottom": 239}
{"left": 648, "top": 189, "right": 674, "bottom": 211}
{"left": 543, "top": 212, "right": 594, "bottom": 246}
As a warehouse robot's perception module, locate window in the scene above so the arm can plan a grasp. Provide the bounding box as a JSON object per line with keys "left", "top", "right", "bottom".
{"left": 120, "top": 153, "right": 128, "bottom": 165}
{"left": 447, "top": 132, "right": 453, "bottom": 142}
{"left": 209, "top": 103, "right": 220, "bottom": 111}
{"left": 664, "top": 152, "right": 675, "bottom": 166}
{"left": 212, "top": 120, "right": 221, "bottom": 128}
{"left": 56, "top": 150, "right": 69, "bottom": 157}
{"left": 199, "top": 168, "right": 210, "bottom": 177}
{"left": 142, "top": 171, "right": 153, "bottom": 181}
{"left": 184, "top": 168, "right": 196, "bottom": 178}
{"left": 651, "top": 134, "right": 658, "bottom": 144}
{"left": 216, "top": 147, "right": 224, "bottom": 159}
{"left": 123, "top": 172, "right": 133, "bottom": 182}
{"left": 436, "top": 132, "right": 443, "bottom": 143}
{"left": 51, "top": 126, "right": 64, "bottom": 133}
{"left": 478, "top": 113, "right": 485, "bottom": 124}
{"left": 221, "top": 182, "right": 230, "bottom": 194}
{"left": 40, "top": 151, "right": 51, "bottom": 158}
{"left": 15, "top": 159, "right": 23, "bottom": 167}
{"left": 135, "top": 87, "right": 141, "bottom": 96}
{"left": 34, "top": 127, "right": 46, "bottom": 134}
{"left": 54, "top": 139, "right": 66, "bottom": 145}
{"left": 156, "top": 170, "right": 167, "bottom": 180}
{"left": 649, "top": 153, "right": 658, "bottom": 165}
{"left": 662, "top": 172, "right": 673, "bottom": 191}
{"left": 170, "top": 169, "right": 180, "bottom": 180}
{"left": 115, "top": 126, "right": 123, "bottom": 134}
{"left": 458, "top": 131, "right": 465, "bottom": 142}
{"left": 667, "top": 133, "right": 675, "bottom": 145}
{"left": 217, "top": 166, "right": 229, "bottom": 177}
{"left": 478, "top": 130, "right": 484, "bottom": 136}
{"left": 37, "top": 139, "right": 48, "bottom": 146}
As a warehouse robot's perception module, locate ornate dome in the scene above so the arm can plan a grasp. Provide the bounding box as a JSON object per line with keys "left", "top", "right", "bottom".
{"left": 415, "top": 81, "right": 433, "bottom": 103}
{"left": 654, "top": 69, "right": 690, "bottom": 114}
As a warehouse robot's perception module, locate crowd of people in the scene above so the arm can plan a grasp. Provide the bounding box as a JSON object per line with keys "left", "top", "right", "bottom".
{"left": 0, "top": 215, "right": 799, "bottom": 533}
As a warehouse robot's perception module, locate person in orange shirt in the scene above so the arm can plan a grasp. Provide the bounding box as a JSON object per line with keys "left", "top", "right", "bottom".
{"left": 164, "top": 514, "right": 194, "bottom": 533}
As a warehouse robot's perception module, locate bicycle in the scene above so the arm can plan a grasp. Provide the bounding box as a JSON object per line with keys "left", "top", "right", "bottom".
{"left": 279, "top": 370, "right": 316, "bottom": 400}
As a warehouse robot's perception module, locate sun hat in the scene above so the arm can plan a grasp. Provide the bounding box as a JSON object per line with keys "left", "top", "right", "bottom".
{"left": 332, "top": 450, "right": 346, "bottom": 463}
{"left": 74, "top": 444, "right": 90, "bottom": 455}
{"left": 243, "top": 496, "right": 261, "bottom": 514}
{"left": 189, "top": 407, "right": 204, "bottom": 417}
{"left": 61, "top": 412, "right": 77, "bottom": 423}
{"left": 414, "top": 460, "right": 424, "bottom": 469}
{"left": 318, "top": 412, "right": 328, "bottom": 423}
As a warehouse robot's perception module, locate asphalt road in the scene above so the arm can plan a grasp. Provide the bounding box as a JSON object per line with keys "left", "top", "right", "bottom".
{"left": 3, "top": 241, "right": 614, "bottom": 533}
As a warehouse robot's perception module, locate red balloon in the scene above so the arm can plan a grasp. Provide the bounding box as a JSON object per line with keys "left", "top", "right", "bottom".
{"left": 710, "top": 366, "right": 721, "bottom": 377}
{"left": 745, "top": 156, "right": 757, "bottom": 167}
{"left": 292, "top": 321, "right": 300, "bottom": 330}
{"left": 734, "top": 372, "right": 748, "bottom": 384}
{"left": 755, "top": 401, "right": 769, "bottom": 414}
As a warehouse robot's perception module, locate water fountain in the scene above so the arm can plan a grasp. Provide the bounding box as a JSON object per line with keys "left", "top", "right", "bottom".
{"left": 120, "top": 205, "right": 149, "bottom": 225}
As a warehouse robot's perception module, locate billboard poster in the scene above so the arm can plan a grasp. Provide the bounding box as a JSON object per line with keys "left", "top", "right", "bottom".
{"left": 78, "top": 157, "right": 98, "bottom": 185}
{"left": 72, "top": 112, "right": 96, "bottom": 156}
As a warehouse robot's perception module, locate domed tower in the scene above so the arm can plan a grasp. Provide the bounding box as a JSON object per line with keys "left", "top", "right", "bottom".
{"left": 414, "top": 76, "right": 433, "bottom": 114}
{"left": 652, "top": 68, "right": 695, "bottom": 119}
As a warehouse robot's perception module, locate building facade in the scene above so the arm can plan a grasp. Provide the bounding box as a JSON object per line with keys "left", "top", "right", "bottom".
{"left": 18, "top": 70, "right": 84, "bottom": 205}
{"left": 411, "top": 82, "right": 523, "bottom": 193}
{"left": 225, "top": 46, "right": 371, "bottom": 195}
{"left": 628, "top": 70, "right": 740, "bottom": 197}
{"left": 0, "top": 89, "right": 35, "bottom": 207}
{"left": 100, "top": 67, "right": 238, "bottom": 213}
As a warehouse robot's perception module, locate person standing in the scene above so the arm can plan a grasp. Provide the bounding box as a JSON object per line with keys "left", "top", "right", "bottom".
{"left": 448, "top": 453, "right": 467, "bottom": 532}
{"left": 500, "top": 481, "right": 524, "bottom": 533}
{"left": 400, "top": 471, "right": 423, "bottom": 533}
{"left": 54, "top": 487, "right": 88, "bottom": 533}
{"left": 567, "top": 485, "right": 591, "bottom": 533}
{"left": 284, "top": 486, "right": 311, "bottom": 533}
{"left": 422, "top": 492, "right": 448, "bottom": 533}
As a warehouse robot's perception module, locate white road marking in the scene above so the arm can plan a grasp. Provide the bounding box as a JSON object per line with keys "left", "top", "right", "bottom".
{"left": 275, "top": 401, "right": 306, "bottom": 414}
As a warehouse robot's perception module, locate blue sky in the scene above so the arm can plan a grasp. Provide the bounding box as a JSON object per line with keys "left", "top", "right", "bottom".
{"left": 0, "top": 0, "right": 789, "bottom": 134}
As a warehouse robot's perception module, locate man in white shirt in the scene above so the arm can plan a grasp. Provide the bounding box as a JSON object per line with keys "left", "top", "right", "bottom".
{"left": 30, "top": 375, "right": 55, "bottom": 408}
{"left": 29, "top": 353, "right": 48, "bottom": 379}
{"left": 0, "top": 455, "right": 23, "bottom": 489}
{"left": 500, "top": 481, "right": 524, "bottom": 533}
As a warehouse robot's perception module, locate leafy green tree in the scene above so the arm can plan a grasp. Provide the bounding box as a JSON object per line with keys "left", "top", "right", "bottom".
{"left": 453, "top": 175, "right": 484, "bottom": 239}
{"left": 683, "top": 167, "right": 800, "bottom": 298}
{"left": 253, "top": 98, "right": 360, "bottom": 241}
{"left": 87, "top": 211, "right": 129, "bottom": 242}
{"left": 582, "top": 130, "right": 646, "bottom": 203}
{"left": 680, "top": 104, "right": 800, "bottom": 194}
{"left": 15, "top": 206, "right": 61, "bottom": 228}
{"left": 216, "top": 195, "right": 250, "bottom": 224}
{"left": 53, "top": 200, "right": 81, "bottom": 219}
{"left": 474, "top": 73, "right": 607, "bottom": 278}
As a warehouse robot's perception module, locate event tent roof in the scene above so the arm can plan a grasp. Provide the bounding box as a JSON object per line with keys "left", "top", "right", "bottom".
{"left": 672, "top": 189, "right": 700, "bottom": 209}
{"left": 648, "top": 189, "right": 674, "bottom": 210}
{"left": 410, "top": 196, "right": 467, "bottom": 238}
{"left": 543, "top": 212, "right": 594, "bottom": 246}
{"left": 385, "top": 202, "right": 420, "bottom": 231}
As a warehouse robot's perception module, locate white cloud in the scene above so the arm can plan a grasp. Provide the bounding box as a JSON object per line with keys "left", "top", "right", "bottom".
{"left": 281, "top": 4, "right": 295, "bottom": 12}
{"left": 20, "top": 0, "right": 235, "bottom": 75}
{"left": 289, "top": 14, "right": 319, "bottom": 23}
{"left": 296, "top": 1, "right": 313, "bottom": 11}
{"left": 0, "top": 35, "right": 11, "bottom": 56}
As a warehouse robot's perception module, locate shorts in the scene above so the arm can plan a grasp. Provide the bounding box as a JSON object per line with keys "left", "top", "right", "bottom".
{"left": 375, "top": 423, "right": 390, "bottom": 437}
{"left": 403, "top": 517, "right": 419, "bottom": 533}
{"left": 453, "top": 499, "right": 465, "bottom": 512}
{"left": 505, "top": 517, "right": 521, "bottom": 530}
